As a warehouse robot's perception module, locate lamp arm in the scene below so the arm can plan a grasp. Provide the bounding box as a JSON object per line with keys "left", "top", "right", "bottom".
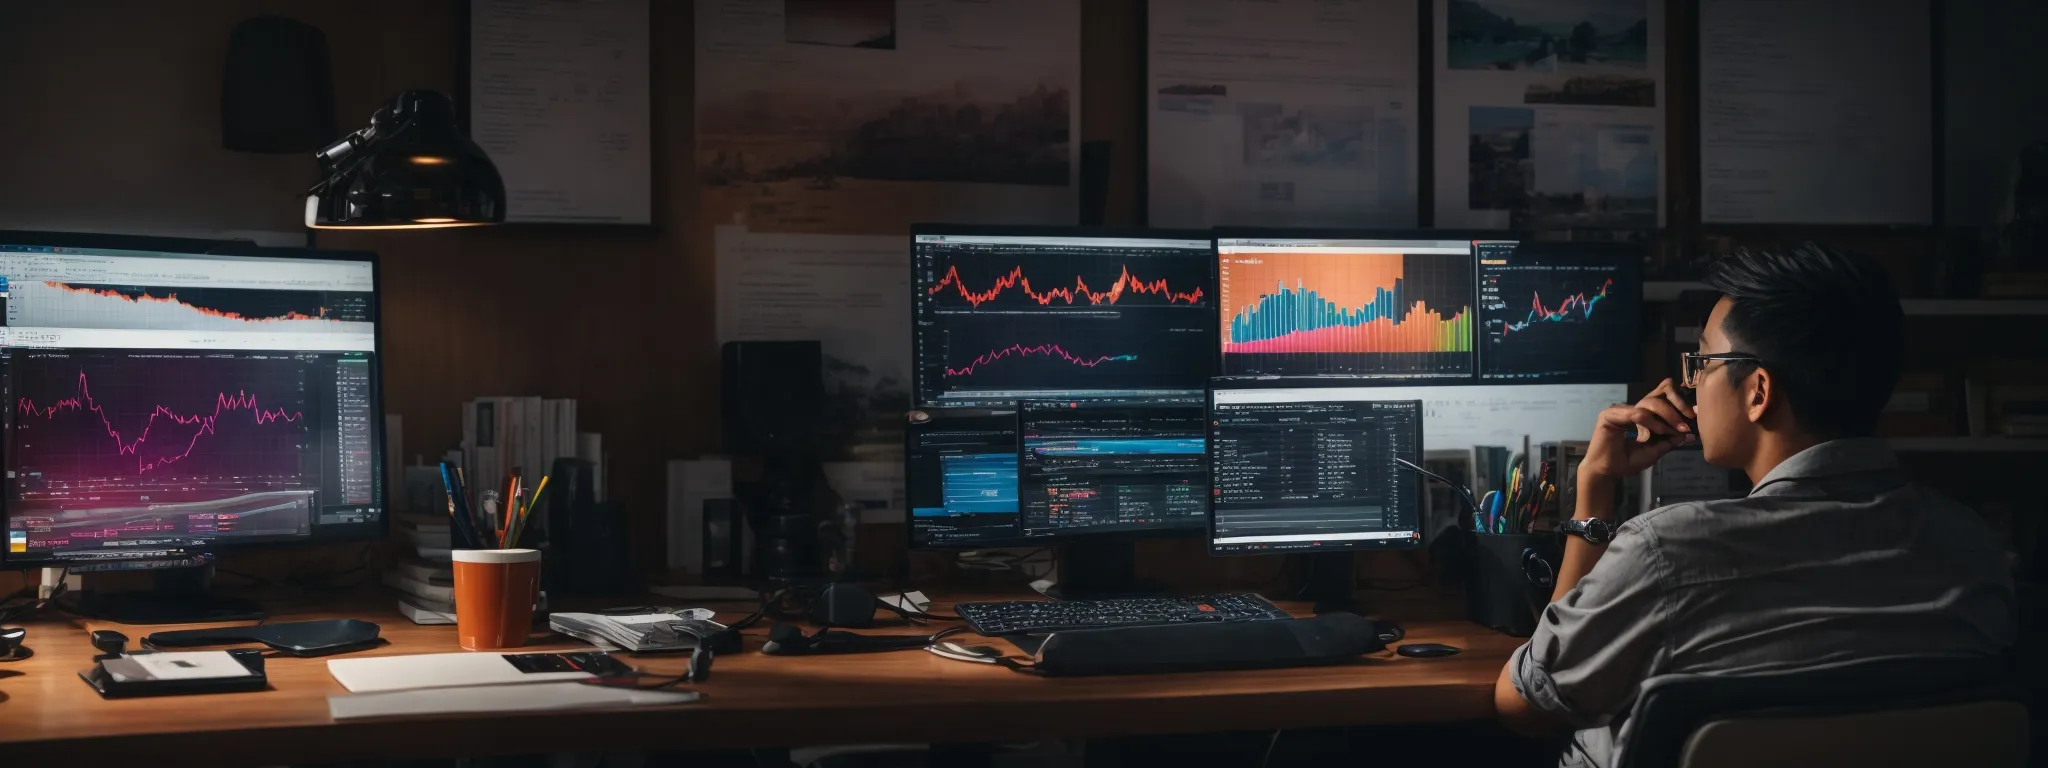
{"left": 305, "top": 101, "right": 400, "bottom": 196}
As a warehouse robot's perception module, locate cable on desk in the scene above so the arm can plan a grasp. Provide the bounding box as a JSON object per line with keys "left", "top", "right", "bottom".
{"left": 0, "top": 579, "right": 65, "bottom": 624}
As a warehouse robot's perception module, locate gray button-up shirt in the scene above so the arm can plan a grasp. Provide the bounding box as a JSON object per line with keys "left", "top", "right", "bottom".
{"left": 1510, "top": 438, "right": 2017, "bottom": 768}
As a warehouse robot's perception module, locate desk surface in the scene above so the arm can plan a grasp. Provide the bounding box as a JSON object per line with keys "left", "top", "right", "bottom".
{"left": 0, "top": 590, "right": 1518, "bottom": 766}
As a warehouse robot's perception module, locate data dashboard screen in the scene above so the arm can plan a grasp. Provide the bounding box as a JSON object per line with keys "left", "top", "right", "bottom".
{"left": 1208, "top": 391, "right": 1421, "bottom": 554}
{"left": 1477, "top": 241, "right": 1641, "bottom": 383}
{"left": 1017, "top": 399, "right": 1206, "bottom": 539}
{"left": 1217, "top": 237, "right": 1475, "bottom": 382}
{"left": 0, "top": 241, "right": 383, "bottom": 565}
{"left": 906, "top": 412, "right": 1022, "bottom": 549}
{"left": 913, "top": 232, "right": 1215, "bottom": 408}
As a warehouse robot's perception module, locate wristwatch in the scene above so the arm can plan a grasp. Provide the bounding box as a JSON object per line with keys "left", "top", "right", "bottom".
{"left": 1558, "top": 517, "right": 1614, "bottom": 545}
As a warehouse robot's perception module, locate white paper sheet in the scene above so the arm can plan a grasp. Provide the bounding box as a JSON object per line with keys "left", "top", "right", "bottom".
{"left": 470, "top": 0, "right": 652, "bottom": 224}
{"left": 330, "top": 682, "right": 699, "bottom": 720}
{"left": 1147, "top": 0, "right": 1419, "bottom": 228}
{"left": 327, "top": 651, "right": 596, "bottom": 694}
{"left": 1699, "top": 0, "right": 1933, "bottom": 224}
{"left": 1432, "top": 0, "right": 1666, "bottom": 230}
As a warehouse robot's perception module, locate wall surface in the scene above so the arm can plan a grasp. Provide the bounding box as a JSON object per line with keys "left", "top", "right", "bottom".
{"left": 0, "top": 0, "right": 2038, "bottom": 582}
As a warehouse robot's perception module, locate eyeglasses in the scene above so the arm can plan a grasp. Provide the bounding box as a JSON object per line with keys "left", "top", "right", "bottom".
{"left": 1681, "top": 352, "right": 1763, "bottom": 389}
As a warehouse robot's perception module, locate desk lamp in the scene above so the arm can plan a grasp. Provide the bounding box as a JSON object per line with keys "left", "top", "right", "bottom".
{"left": 304, "top": 90, "right": 505, "bottom": 229}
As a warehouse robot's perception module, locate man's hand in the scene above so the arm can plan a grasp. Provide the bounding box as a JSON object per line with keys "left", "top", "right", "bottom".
{"left": 1579, "top": 378, "right": 1697, "bottom": 480}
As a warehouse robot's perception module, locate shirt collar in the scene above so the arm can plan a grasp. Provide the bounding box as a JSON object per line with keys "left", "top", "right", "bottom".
{"left": 1748, "top": 438, "right": 1901, "bottom": 496}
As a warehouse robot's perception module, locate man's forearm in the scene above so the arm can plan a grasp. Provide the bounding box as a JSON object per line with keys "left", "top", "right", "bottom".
{"left": 1550, "top": 471, "right": 1617, "bottom": 602}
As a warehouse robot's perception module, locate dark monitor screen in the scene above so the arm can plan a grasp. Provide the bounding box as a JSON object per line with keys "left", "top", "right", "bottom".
{"left": 912, "top": 229, "right": 1215, "bottom": 409}
{"left": 1216, "top": 235, "right": 1475, "bottom": 382}
{"left": 1476, "top": 240, "right": 1642, "bottom": 384}
{"left": 1208, "top": 389, "right": 1422, "bottom": 555}
{"left": 0, "top": 233, "right": 384, "bottom": 568}
{"left": 906, "top": 412, "right": 1022, "bottom": 549}
{"left": 1016, "top": 398, "right": 1207, "bottom": 540}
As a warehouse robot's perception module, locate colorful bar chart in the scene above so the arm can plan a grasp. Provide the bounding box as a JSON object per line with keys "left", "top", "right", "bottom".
{"left": 1222, "top": 252, "right": 1472, "bottom": 354}
{"left": 1218, "top": 249, "right": 1476, "bottom": 378}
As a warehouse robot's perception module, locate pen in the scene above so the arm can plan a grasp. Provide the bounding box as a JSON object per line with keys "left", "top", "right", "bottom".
{"left": 439, "top": 462, "right": 478, "bottom": 548}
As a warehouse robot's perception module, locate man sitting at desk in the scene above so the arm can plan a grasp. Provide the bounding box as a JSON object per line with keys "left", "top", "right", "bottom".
{"left": 1491, "top": 244, "right": 2017, "bottom": 767}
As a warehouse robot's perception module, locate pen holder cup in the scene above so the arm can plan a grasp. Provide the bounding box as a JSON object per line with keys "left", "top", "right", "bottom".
{"left": 452, "top": 549, "right": 542, "bottom": 651}
{"left": 1464, "top": 532, "right": 1560, "bottom": 638}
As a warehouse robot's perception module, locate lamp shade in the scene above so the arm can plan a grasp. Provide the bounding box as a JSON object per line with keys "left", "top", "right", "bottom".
{"left": 305, "top": 90, "right": 506, "bottom": 229}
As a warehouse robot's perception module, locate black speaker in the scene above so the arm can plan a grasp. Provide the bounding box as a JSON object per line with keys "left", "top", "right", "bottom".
{"left": 221, "top": 16, "right": 338, "bottom": 153}
{"left": 1080, "top": 141, "right": 1112, "bottom": 226}
{"left": 721, "top": 341, "right": 823, "bottom": 456}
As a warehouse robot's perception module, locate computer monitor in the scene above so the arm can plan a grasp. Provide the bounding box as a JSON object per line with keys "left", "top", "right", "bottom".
{"left": 0, "top": 230, "right": 386, "bottom": 622}
{"left": 905, "top": 411, "right": 1023, "bottom": 550}
{"left": 1015, "top": 397, "right": 1207, "bottom": 540}
{"left": 1476, "top": 240, "right": 1642, "bottom": 384}
{"left": 907, "top": 226, "right": 1214, "bottom": 545}
{"left": 912, "top": 226, "right": 1215, "bottom": 409}
{"left": 1215, "top": 232, "right": 1475, "bottom": 383}
{"left": 1207, "top": 389, "right": 1423, "bottom": 555}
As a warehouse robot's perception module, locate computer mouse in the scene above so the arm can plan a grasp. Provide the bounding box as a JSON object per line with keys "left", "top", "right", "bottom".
{"left": 1395, "top": 643, "right": 1461, "bottom": 658}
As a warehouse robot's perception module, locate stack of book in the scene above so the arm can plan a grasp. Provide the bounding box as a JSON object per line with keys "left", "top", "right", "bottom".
{"left": 461, "top": 397, "right": 601, "bottom": 503}
{"left": 385, "top": 512, "right": 456, "bottom": 624}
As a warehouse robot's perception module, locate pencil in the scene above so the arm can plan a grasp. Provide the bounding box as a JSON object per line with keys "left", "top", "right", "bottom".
{"left": 510, "top": 475, "right": 549, "bottom": 548}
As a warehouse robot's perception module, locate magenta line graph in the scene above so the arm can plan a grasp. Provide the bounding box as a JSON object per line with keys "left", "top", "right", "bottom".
{"left": 16, "top": 371, "right": 304, "bottom": 474}
{"left": 944, "top": 344, "right": 1139, "bottom": 378}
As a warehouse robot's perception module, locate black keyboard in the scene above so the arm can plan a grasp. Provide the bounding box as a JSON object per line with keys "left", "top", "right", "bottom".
{"left": 954, "top": 593, "right": 1292, "bottom": 635}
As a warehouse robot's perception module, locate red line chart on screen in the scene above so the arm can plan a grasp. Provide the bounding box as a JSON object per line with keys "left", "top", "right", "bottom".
{"left": 7, "top": 280, "right": 373, "bottom": 334}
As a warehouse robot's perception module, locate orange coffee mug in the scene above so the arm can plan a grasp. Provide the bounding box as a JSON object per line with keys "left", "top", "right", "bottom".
{"left": 452, "top": 548, "right": 541, "bottom": 651}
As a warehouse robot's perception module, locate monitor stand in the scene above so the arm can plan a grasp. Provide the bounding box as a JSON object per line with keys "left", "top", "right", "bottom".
{"left": 1043, "top": 540, "right": 1164, "bottom": 600}
{"left": 1299, "top": 552, "right": 1362, "bottom": 615}
{"left": 67, "top": 562, "right": 266, "bottom": 625}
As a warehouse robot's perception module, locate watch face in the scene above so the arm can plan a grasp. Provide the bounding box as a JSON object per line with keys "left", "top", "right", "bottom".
{"left": 1568, "top": 518, "right": 1611, "bottom": 543}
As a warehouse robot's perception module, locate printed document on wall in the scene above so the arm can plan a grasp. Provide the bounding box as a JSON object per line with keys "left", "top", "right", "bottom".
{"left": 1432, "top": 0, "right": 1665, "bottom": 230}
{"left": 471, "top": 0, "right": 652, "bottom": 224}
{"left": 1147, "top": 0, "right": 1419, "bottom": 228}
{"left": 1699, "top": 0, "right": 1932, "bottom": 225}
{"left": 714, "top": 226, "right": 908, "bottom": 522}
{"left": 697, "top": 0, "right": 1081, "bottom": 234}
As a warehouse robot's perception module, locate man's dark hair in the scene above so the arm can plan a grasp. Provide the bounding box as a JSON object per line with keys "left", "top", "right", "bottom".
{"left": 1702, "top": 243, "right": 1903, "bottom": 438}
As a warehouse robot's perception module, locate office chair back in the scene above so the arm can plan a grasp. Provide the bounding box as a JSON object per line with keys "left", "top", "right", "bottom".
{"left": 1614, "top": 655, "right": 2028, "bottom": 768}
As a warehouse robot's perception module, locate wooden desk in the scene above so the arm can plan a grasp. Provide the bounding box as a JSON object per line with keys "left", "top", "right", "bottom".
{"left": 0, "top": 592, "right": 1518, "bottom": 766}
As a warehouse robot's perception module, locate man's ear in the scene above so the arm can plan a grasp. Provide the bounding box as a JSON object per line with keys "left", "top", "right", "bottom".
{"left": 1746, "top": 366, "right": 1772, "bottom": 424}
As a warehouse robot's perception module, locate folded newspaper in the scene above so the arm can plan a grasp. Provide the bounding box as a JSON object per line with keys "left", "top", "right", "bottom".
{"left": 548, "top": 609, "right": 725, "bottom": 652}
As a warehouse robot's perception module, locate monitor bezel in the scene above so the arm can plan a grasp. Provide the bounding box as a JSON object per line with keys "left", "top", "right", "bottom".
{"left": 0, "top": 229, "right": 390, "bottom": 570}
{"left": 1205, "top": 387, "right": 1426, "bottom": 556}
